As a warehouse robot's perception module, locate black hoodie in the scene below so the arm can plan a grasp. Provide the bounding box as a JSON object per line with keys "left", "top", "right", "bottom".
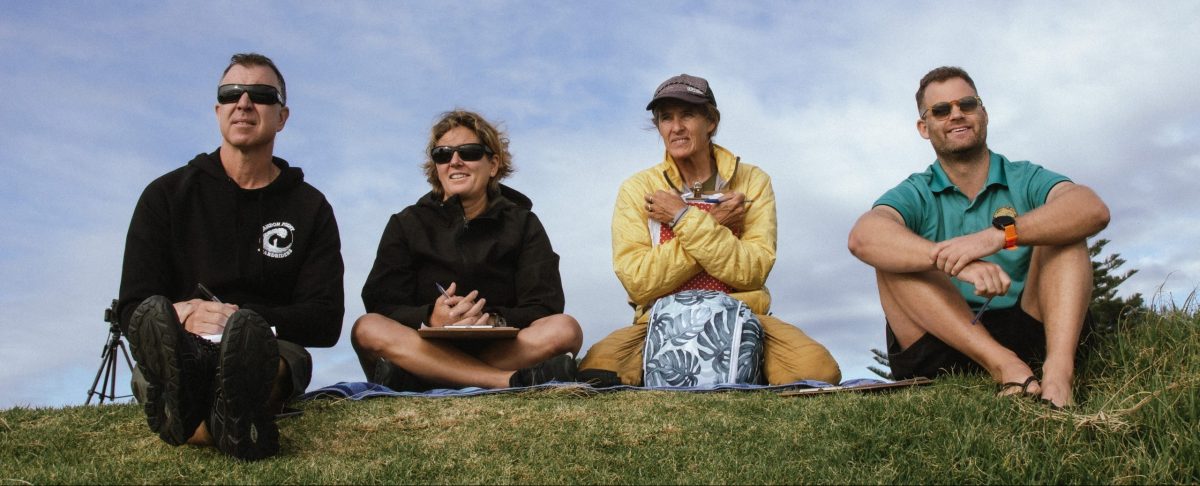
{"left": 361, "top": 185, "right": 564, "bottom": 329}
{"left": 117, "top": 150, "right": 344, "bottom": 347}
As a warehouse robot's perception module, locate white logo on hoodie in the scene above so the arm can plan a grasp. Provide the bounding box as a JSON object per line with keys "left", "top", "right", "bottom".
{"left": 261, "top": 222, "right": 295, "bottom": 258}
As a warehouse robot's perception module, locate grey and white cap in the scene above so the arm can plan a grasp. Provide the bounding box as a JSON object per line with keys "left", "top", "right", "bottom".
{"left": 646, "top": 73, "right": 717, "bottom": 110}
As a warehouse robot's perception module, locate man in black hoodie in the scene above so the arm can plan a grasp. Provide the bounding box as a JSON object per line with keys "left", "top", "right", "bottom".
{"left": 117, "top": 53, "right": 344, "bottom": 460}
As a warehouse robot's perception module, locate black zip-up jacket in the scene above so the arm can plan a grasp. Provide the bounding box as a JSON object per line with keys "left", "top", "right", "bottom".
{"left": 361, "top": 185, "right": 564, "bottom": 329}
{"left": 117, "top": 150, "right": 344, "bottom": 347}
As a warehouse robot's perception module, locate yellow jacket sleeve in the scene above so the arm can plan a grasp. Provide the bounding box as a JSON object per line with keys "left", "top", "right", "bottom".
{"left": 611, "top": 170, "right": 703, "bottom": 305}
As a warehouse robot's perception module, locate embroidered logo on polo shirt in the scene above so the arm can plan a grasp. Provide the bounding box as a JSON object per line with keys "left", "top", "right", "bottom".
{"left": 261, "top": 222, "right": 295, "bottom": 258}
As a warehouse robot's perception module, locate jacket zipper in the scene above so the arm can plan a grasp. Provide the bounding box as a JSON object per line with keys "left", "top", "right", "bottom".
{"left": 660, "top": 156, "right": 740, "bottom": 194}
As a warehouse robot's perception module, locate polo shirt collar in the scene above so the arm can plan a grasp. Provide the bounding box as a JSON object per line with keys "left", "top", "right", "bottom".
{"left": 928, "top": 151, "right": 1008, "bottom": 193}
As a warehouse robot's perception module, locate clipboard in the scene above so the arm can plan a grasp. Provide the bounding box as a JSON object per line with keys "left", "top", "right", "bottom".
{"left": 417, "top": 326, "right": 519, "bottom": 340}
{"left": 777, "top": 377, "right": 933, "bottom": 397}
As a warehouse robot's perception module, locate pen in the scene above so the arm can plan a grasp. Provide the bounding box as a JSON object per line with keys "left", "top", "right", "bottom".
{"left": 970, "top": 296, "right": 994, "bottom": 325}
{"left": 435, "top": 282, "right": 452, "bottom": 300}
{"left": 698, "top": 195, "right": 753, "bottom": 204}
{"left": 197, "top": 283, "right": 222, "bottom": 303}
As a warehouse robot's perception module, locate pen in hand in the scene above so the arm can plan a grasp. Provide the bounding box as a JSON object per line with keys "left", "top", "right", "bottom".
{"left": 434, "top": 283, "right": 460, "bottom": 327}
{"left": 970, "top": 296, "right": 994, "bottom": 325}
{"left": 197, "top": 283, "right": 222, "bottom": 303}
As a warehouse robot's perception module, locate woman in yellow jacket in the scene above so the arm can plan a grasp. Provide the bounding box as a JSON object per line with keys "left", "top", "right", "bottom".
{"left": 578, "top": 74, "right": 842, "bottom": 386}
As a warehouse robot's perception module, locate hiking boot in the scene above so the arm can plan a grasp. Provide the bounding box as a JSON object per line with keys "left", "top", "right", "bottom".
{"left": 209, "top": 309, "right": 280, "bottom": 461}
{"left": 127, "top": 295, "right": 215, "bottom": 445}
{"left": 510, "top": 354, "right": 578, "bottom": 387}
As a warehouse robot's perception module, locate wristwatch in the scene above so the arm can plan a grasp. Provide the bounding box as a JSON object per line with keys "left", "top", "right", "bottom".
{"left": 992, "top": 215, "right": 1018, "bottom": 250}
{"left": 489, "top": 313, "right": 508, "bottom": 328}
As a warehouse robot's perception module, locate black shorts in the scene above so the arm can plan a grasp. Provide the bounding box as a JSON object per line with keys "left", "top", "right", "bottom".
{"left": 277, "top": 339, "right": 313, "bottom": 399}
{"left": 885, "top": 304, "right": 1085, "bottom": 381}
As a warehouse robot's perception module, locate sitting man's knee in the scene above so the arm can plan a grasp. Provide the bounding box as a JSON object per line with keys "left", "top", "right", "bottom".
{"left": 548, "top": 314, "right": 584, "bottom": 354}
{"left": 351, "top": 313, "right": 410, "bottom": 352}
{"left": 350, "top": 314, "right": 379, "bottom": 347}
{"left": 529, "top": 314, "right": 584, "bottom": 356}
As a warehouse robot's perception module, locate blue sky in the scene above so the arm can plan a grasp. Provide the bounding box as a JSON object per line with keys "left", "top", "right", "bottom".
{"left": 2, "top": 1, "right": 1197, "bottom": 409}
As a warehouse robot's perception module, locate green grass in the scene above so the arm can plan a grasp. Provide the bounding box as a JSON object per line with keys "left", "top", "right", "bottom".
{"left": 3, "top": 303, "right": 1197, "bottom": 484}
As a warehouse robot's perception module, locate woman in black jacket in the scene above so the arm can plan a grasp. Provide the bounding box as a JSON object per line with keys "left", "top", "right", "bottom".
{"left": 353, "top": 110, "right": 582, "bottom": 389}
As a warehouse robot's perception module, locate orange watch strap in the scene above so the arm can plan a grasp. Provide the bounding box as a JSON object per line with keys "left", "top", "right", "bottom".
{"left": 1002, "top": 224, "right": 1018, "bottom": 250}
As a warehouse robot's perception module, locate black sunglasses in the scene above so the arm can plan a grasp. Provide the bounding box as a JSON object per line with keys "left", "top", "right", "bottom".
{"left": 430, "top": 144, "right": 493, "bottom": 164}
{"left": 921, "top": 95, "right": 982, "bottom": 120}
{"left": 217, "top": 84, "right": 284, "bottom": 105}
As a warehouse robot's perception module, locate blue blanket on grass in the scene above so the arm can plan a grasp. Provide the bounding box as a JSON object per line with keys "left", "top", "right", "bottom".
{"left": 299, "top": 378, "right": 889, "bottom": 401}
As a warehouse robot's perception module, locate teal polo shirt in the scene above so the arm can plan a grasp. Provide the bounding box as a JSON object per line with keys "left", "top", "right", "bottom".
{"left": 874, "top": 151, "right": 1069, "bottom": 310}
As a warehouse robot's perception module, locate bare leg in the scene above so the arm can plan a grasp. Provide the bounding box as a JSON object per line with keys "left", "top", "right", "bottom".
{"left": 351, "top": 313, "right": 582, "bottom": 389}
{"left": 266, "top": 358, "right": 291, "bottom": 413}
{"left": 1020, "top": 241, "right": 1091, "bottom": 407}
{"left": 353, "top": 314, "right": 512, "bottom": 388}
{"left": 187, "top": 423, "right": 212, "bottom": 446}
{"left": 476, "top": 314, "right": 582, "bottom": 370}
{"left": 877, "top": 269, "right": 1040, "bottom": 395}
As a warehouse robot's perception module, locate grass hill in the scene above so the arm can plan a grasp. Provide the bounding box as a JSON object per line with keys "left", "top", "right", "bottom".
{"left": 3, "top": 301, "right": 1196, "bottom": 484}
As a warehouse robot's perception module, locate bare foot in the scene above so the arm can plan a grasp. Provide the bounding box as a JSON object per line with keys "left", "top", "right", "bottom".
{"left": 1036, "top": 369, "right": 1075, "bottom": 408}
{"left": 1040, "top": 359, "right": 1076, "bottom": 408}
{"left": 1038, "top": 381, "right": 1073, "bottom": 408}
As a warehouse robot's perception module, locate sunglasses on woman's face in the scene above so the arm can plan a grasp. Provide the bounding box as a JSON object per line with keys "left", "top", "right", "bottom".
{"left": 217, "top": 84, "right": 284, "bottom": 105}
{"left": 430, "top": 143, "right": 493, "bottom": 164}
{"left": 921, "top": 95, "right": 982, "bottom": 120}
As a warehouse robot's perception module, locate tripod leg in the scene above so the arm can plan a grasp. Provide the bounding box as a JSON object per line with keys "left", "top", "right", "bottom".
{"left": 118, "top": 339, "right": 137, "bottom": 402}
{"left": 99, "top": 343, "right": 114, "bottom": 404}
{"left": 88, "top": 327, "right": 135, "bottom": 405}
{"left": 106, "top": 346, "right": 118, "bottom": 404}
{"left": 86, "top": 337, "right": 113, "bottom": 405}
{"left": 119, "top": 339, "right": 134, "bottom": 369}
{"left": 90, "top": 299, "right": 133, "bottom": 406}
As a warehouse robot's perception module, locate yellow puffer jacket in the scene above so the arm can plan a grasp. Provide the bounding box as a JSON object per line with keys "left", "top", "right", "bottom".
{"left": 612, "top": 144, "right": 777, "bottom": 324}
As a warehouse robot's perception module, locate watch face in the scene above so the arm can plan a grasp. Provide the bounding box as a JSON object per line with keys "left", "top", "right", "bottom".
{"left": 992, "top": 215, "right": 1016, "bottom": 229}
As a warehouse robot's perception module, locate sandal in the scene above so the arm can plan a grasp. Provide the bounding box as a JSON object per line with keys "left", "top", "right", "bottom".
{"left": 996, "top": 376, "right": 1040, "bottom": 398}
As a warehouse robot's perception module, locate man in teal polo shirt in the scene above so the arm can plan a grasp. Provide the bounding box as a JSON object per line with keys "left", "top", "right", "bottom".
{"left": 847, "top": 66, "right": 1110, "bottom": 408}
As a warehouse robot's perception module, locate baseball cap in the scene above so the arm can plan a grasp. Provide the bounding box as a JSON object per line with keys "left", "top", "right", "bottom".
{"left": 646, "top": 73, "right": 717, "bottom": 110}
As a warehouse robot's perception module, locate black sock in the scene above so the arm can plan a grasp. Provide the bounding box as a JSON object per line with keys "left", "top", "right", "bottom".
{"left": 508, "top": 370, "right": 526, "bottom": 387}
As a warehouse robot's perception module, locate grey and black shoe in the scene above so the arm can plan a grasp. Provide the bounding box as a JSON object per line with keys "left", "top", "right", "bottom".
{"left": 510, "top": 354, "right": 578, "bottom": 387}
{"left": 127, "top": 295, "right": 214, "bottom": 445}
{"left": 209, "top": 310, "right": 280, "bottom": 461}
